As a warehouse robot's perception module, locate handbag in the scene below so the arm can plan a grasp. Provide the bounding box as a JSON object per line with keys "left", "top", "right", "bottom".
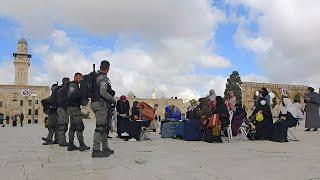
{"left": 255, "top": 110, "right": 264, "bottom": 122}
{"left": 207, "top": 114, "right": 220, "bottom": 128}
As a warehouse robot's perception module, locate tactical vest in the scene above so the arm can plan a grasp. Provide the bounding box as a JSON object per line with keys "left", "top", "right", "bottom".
{"left": 57, "top": 85, "right": 69, "bottom": 109}
{"left": 68, "top": 82, "right": 82, "bottom": 107}
{"left": 92, "top": 72, "right": 115, "bottom": 102}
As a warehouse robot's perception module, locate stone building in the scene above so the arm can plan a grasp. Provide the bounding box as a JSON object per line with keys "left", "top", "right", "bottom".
{"left": 241, "top": 81, "right": 308, "bottom": 116}
{"left": 0, "top": 38, "right": 50, "bottom": 124}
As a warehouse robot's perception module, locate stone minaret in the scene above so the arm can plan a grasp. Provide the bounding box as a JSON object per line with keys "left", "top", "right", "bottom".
{"left": 13, "top": 37, "right": 31, "bottom": 85}
{"left": 151, "top": 89, "right": 157, "bottom": 99}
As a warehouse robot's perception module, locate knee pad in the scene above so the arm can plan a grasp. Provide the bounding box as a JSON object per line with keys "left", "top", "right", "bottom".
{"left": 78, "top": 122, "right": 85, "bottom": 132}
{"left": 70, "top": 124, "right": 77, "bottom": 131}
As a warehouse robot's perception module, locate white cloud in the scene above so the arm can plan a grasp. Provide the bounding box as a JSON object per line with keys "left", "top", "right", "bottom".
{"left": 242, "top": 73, "right": 268, "bottom": 83}
{"left": 0, "top": 60, "right": 14, "bottom": 84}
{"left": 0, "top": 1, "right": 233, "bottom": 99}
{"left": 199, "top": 55, "right": 232, "bottom": 68}
{"left": 29, "top": 30, "right": 229, "bottom": 100}
{"left": 229, "top": 0, "right": 320, "bottom": 88}
{"left": 234, "top": 21, "right": 273, "bottom": 54}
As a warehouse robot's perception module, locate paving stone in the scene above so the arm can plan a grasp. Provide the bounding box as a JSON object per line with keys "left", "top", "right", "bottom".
{"left": 1, "top": 121, "right": 320, "bottom": 180}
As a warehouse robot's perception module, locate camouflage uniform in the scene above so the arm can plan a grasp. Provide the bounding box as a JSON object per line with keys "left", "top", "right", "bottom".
{"left": 91, "top": 72, "right": 115, "bottom": 157}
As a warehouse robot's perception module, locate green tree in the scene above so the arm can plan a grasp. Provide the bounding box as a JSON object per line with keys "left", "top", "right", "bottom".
{"left": 293, "top": 94, "right": 301, "bottom": 102}
{"left": 224, "top": 71, "right": 242, "bottom": 104}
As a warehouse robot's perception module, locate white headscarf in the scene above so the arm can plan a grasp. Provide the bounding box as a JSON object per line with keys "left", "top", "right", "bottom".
{"left": 280, "top": 88, "right": 288, "bottom": 97}
{"left": 209, "top": 89, "right": 216, "bottom": 101}
{"left": 280, "top": 97, "right": 297, "bottom": 117}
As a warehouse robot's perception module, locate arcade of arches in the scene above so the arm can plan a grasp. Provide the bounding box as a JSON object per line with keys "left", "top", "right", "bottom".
{"left": 241, "top": 82, "right": 309, "bottom": 116}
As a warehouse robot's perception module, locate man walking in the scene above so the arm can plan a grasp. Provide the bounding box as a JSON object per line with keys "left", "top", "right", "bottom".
{"left": 304, "top": 87, "right": 320, "bottom": 131}
{"left": 19, "top": 113, "right": 24, "bottom": 127}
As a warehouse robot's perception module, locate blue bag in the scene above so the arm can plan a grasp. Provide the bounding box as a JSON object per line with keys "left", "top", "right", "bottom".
{"left": 184, "top": 119, "right": 201, "bottom": 141}
{"left": 175, "top": 121, "right": 186, "bottom": 138}
{"left": 161, "top": 121, "right": 179, "bottom": 138}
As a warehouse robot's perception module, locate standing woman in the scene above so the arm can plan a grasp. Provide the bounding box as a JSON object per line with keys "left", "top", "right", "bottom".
{"left": 304, "top": 87, "right": 320, "bottom": 131}
{"left": 148, "top": 104, "right": 159, "bottom": 132}
{"left": 226, "top": 91, "right": 237, "bottom": 111}
{"left": 5, "top": 115, "right": 9, "bottom": 125}
{"left": 261, "top": 87, "right": 271, "bottom": 106}
{"left": 12, "top": 114, "right": 17, "bottom": 127}
{"left": 208, "top": 89, "right": 217, "bottom": 111}
{"left": 212, "top": 96, "right": 229, "bottom": 143}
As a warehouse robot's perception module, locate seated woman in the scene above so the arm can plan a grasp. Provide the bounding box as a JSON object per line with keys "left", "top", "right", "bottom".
{"left": 116, "top": 95, "right": 131, "bottom": 138}
{"left": 248, "top": 98, "right": 274, "bottom": 140}
{"left": 231, "top": 104, "right": 246, "bottom": 136}
{"left": 160, "top": 105, "right": 181, "bottom": 134}
{"left": 272, "top": 97, "right": 298, "bottom": 142}
{"left": 127, "top": 101, "right": 151, "bottom": 141}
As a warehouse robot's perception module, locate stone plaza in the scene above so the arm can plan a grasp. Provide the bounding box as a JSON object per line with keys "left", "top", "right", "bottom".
{"left": 1, "top": 120, "right": 320, "bottom": 180}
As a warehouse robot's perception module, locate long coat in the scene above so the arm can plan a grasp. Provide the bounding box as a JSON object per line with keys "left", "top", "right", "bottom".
{"left": 305, "top": 92, "right": 320, "bottom": 128}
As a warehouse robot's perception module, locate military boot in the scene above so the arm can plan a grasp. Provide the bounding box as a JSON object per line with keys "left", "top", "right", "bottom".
{"left": 42, "top": 141, "right": 53, "bottom": 145}
{"left": 78, "top": 141, "right": 90, "bottom": 151}
{"left": 103, "top": 148, "right": 114, "bottom": 155}
{"left": 67, "top": 142, "right": 79, "bottom": 151}
{"left": 42, "top": 137, "right": 49, "bottom": 142}
{"left": 91, "top": 150, "right": 110, "bottom": 158}
{"left": 59, "top": 141, "right": 69, "bottom": 147}
{"left": 52, "top": 139, "right": 59, "bottom": 144}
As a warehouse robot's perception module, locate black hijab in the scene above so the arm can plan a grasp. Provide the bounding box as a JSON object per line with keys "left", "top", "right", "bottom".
{"left": 214, "top": 96, "right": 228, "bottom": 116}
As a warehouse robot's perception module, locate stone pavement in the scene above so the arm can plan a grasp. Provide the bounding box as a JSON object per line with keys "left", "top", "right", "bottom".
{"left": 1, "top": 121, "right": 320, "bottom": 180}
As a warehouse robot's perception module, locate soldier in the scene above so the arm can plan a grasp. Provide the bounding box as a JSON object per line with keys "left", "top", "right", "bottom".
{"left": 67, "top": 73, "right": 90, "bottom": 151}
{"left": 91, "top": 60, "right": 116, "bottom": 158}
{"left": 42, "top": 84, "right": 59, "bottom": 145}
{"left": 56, "top": 77, "right": 70, "bottom": 147}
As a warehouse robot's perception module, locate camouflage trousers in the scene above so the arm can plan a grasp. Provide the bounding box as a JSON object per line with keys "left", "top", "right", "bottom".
{"left": 91, "top": 101, "right": 112, "bottom": 151}
{"left": 47, "top": 111, "right": 58, "bottom": 142}
{"left": 67, "top": 106, "right": 84, "bottom": 144}
{"left": 57, "top": 107, "right": 69, "bottom": 144}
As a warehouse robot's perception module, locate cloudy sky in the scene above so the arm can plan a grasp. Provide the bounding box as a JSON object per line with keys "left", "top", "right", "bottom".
{"left": 0, "top": 0, "right": 319, "bottom": 99}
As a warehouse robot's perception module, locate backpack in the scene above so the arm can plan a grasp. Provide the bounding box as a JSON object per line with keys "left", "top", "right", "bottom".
{"left": 41, "top": 98, "right": 51, "bottom": 114}
{"left": 50, "top": 86, "right": 60, "bottom": 108}
{"left": 80, "top": 71, "right": 96, "bottom": 105}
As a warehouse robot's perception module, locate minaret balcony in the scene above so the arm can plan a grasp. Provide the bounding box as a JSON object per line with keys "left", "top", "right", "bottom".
{"left": 13, "top": 53, "right": 32, "bottom": 58}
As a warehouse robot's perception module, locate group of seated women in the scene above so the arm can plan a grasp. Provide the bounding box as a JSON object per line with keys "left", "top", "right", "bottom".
{"left": 115, "top": 87, "right": 302, "bottom": 143}
{"left": 247, "top": 88, "right": 302, "bottom": 143}
{"left": 116, "top": 96, "right": 156, "bottom": 141}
